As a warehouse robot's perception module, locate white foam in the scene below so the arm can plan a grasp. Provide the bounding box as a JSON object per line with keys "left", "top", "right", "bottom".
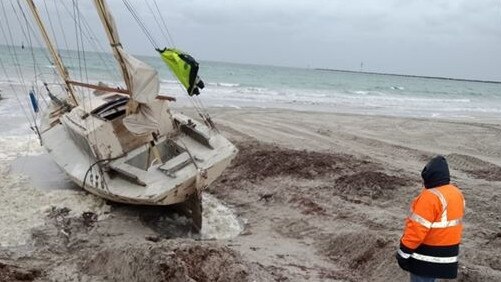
{"left": 160, "top": 79, "right": 179, "bottom": 84}
{"left": 201, "top": 193, "right": 242, "bottom": 240}
{"left": 0, "top": 135, "right": 110, "bottom": 247}
{"left": 206, "top": 82, "right": 241, "bottom": 88}
{"left": 390, "top": 86, "right": 405, "bottom": 90}
{"left": 0, "top": 136, "right": 43, "bottom": 161}
{"left": 0, "top": 161, "right": 110, "bottom": 247}
{"left": 217, "top": 82, "right": 240, "bottom": 87}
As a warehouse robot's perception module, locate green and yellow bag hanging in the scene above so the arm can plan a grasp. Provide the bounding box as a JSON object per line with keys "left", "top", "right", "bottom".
{"left": 157, "top": 48, "right": 205, "bottom": 96}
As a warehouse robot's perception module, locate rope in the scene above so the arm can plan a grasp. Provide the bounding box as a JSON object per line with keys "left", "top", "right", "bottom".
{"left": 82, "top": 156, "right": 122, "bottom": 192}
{"left": 67, "top": 0, "right": 100, "bottom": 169}
{"left": 16, "top": 1, "right": 52, "bottom": 112}
{"left": 14, "top": 0, "right": 62, "bottom": 84}
{"left": 122, "top": 0, "right": 159, "bottom": 48}
{"left": 0, "top": 57, "right": 34, "bottom": 128}
{"left": 60, "top": 0, "right": 121, "bottom": 83}
{"left": 78, "top": 17, "right": 121, "bottom": 82}
{"left": 19, "top": 2, "right": 41, "bottom": 125}
{"left": 14, "top": 0, "right": 62, "bottom": 111}
{"left": 145, "top": 0, "right": 172, "bottom": 47}
{"left": 153, "top": 0, "right": 176, "bottom": 47}
{"left": 43, "top": 0, "right": 60, "bottom": 52}
{"left": 50, "top": 0, "right": 75, "bottom": 96}
{"left": 54, "top": 0, "right": 70, "bottom": 52}
{"left": 1, "top": 1, "right": 28, "bottom": 93}
{"left": 76, "top": 0, "right": 100, "bottom": 150}
{"left": 72, "top": 0, "right": 83, "bottom": 82}
{"left": 0, "top": 1, "right": 39, "bottom": 127}
{"left": 12, "top": 0, "right": 52, "bottom": 63}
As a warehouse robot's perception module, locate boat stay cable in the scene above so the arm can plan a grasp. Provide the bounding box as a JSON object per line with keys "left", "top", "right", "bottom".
{"left": 0, "top": 1, "right": 39, "bottom": 130}
{"left": 12, "top": 1, "right": 52, "bottom": 64}
{"left": 72, "top": 0, "right": 84, "bottom": 101}
{"left": 60, "top": 0, "right": 121, "bottom": 83}
{"left": 0, "top": 57, "right": 34, "bottom": 130}
{"left": 144, "top": 0, "right": 173, "bottom": 48}
{"left": 72, "top": 0, "right": 102, "bottom": 175}
{"left": 122, "top": 0, "right": 159, "bottom": 49}
{"left": 16, "top": 0, "right": 50, "bottom": 108}
{"left": 54, "top": 0, "right": 71, "bottom": 53}
{"left": 153, "top": 0, "right": 176, "bottom": 47}
{"left": 42, "top": 0, "right": 61, "bottom": 53}
{"left": 1, "top": 2, "right": 28, "bottom": 94}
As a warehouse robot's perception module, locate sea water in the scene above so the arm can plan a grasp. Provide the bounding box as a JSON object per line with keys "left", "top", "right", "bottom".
{"left": 1, "top": 45, "right": 501, "bottom": 120}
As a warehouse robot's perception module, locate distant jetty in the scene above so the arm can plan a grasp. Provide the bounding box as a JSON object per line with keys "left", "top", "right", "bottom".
{"left": 315, "top": 68, "right": 501, "bottom": 85}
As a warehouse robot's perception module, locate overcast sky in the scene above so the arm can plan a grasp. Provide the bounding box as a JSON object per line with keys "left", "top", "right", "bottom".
{"left": 2, "top": 0, "right": 501, "bottom": 80}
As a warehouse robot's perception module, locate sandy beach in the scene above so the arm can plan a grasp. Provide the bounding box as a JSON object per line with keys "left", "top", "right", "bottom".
{"left": 1, "top": 106, "right": 501, "bottom": 281}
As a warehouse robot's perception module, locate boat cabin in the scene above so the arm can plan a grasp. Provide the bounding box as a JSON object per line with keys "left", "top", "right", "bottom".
{"left": 60, "top": 92, "right": 175, "bottom": 161}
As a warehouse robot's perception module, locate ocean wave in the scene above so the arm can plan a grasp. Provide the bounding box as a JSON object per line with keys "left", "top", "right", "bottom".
{"left": 234, "top": 86, "right": 272, "bottom": 94}
{"left": 207, "top": 82, "right": 241, "bottom": 88}
{"left": 45, "top": 64, "right": 77, "bottom": 71}
{"left": 352, "top": 90, "right": 388, "bottom": 96}
{"left": 163, "top": 81, "right": 242, "bottom": 88}
{"left": 390, "top": 86, "right": 405, "bottom": 90}
{"left": 0, "top": 79, "right": 26, "bottom": 86}
{"left": 373, "top": 96, "right": 471, "bottom": 103}
{"left": 160, "top": 79, "right": 179, "bottom": 84}
{"left": 354, "top": 90, "right": 369, "bottom": 95}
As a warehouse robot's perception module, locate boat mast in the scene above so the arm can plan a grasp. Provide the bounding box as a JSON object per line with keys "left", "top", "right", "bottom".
{"left": 25, "top": 0, "right": 78, "bottom": 106}
{"left": 92, "top": 0, "right": 132, "bottom": 93}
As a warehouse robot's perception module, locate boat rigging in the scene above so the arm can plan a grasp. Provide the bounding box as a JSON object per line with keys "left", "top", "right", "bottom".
{"left": 0, "top": 0, "right": 237, "bottom": 232}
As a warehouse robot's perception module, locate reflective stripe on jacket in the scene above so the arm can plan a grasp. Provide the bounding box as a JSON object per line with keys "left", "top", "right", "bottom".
{"left": 398, "top": 184, "right": 465, "bottom": 279}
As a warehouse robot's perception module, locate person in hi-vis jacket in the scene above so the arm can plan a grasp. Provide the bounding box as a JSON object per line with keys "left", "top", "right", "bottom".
{"left": 397, "top": 156, "right": 465, "bottom": 282}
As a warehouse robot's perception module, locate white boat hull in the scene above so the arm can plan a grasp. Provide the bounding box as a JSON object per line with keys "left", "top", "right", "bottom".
{"left": 41, "top": 110, "right": 237, "bottom": 206}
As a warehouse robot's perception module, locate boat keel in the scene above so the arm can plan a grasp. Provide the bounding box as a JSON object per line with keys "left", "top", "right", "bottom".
{"left": 185, "top": 192, "right": 203, "bottom": 233}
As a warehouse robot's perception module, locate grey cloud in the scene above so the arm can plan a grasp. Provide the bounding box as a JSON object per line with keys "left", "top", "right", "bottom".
{"left": 1, "top": 0, "right": 500, "bottom": 80}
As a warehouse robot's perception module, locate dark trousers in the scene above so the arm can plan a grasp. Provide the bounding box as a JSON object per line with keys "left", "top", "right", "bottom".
{"left": 410, "top": 272, "right": 435, "bottom": 282}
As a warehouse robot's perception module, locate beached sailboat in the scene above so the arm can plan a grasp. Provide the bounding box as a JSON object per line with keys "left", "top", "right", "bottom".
{"left": 18, "top": 0, "right": 237, "bottom": 231}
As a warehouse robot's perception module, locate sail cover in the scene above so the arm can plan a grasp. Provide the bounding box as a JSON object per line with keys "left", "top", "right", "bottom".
{"left": 158, "top": 48, "right": 204, "bottom": 96}
{"left": 119, "top": 49, "right": 162, "bottom": 134}
{"left": 93, "top": 0, "right": 163, "bottom": 135}
{"left": 118, "top": 49, "right": 159, "bottom": 104}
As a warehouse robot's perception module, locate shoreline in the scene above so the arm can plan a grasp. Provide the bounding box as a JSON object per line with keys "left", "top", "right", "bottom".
{"left": 2, "top": 76, "right": 501, "bottom": 123}
{"left": 175, "top": 105, "right": 501, "bottom": 125}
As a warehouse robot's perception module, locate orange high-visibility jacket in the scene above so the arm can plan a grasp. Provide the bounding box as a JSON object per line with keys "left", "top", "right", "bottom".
{"left": 397, "top": 184, "right": 465, "bottom": 279}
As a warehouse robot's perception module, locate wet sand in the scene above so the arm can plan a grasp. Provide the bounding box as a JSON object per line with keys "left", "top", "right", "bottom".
{"left": 1, "top": 107, "right": 501, "bottom": 281}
